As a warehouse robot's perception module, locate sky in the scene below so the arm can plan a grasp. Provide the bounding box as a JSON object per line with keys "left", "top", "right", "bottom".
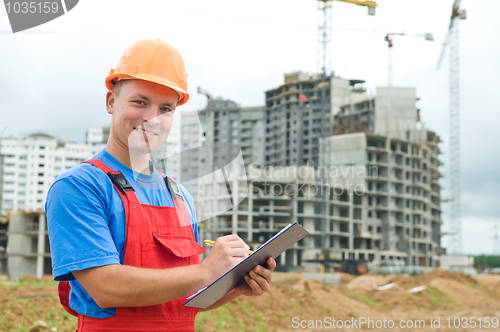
{"left": 0, "top": 0, "right": 498, "bottom": 255}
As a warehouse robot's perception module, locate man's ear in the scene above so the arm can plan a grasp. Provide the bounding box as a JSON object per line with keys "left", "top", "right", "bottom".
{"left": 106, "top": 90, "right": 116, "bottom": 115}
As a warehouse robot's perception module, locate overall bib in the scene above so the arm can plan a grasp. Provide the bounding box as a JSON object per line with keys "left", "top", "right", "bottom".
{"left": 58, "top": 159, "right": 206, "bottom": 331}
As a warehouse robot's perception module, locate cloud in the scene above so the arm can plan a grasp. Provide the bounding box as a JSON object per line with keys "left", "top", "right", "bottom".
{"left": 0, "top": 0, "right": 498, "bottom": 255}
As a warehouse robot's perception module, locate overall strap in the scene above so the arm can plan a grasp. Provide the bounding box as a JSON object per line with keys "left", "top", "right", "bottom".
{"left": 81, "top": 159, "right": 139, "bottom": 205}
{"left": 80, "top": 159, "right": 139, "bottom": 253}
{"left": 58, "top": 159, "right": 139, "bottom": 318}
{"left": 80, "top": 159, "right": 140, "bottom": 278}
{"left": 155, "top": 170, "right": 191, "bottom": 228}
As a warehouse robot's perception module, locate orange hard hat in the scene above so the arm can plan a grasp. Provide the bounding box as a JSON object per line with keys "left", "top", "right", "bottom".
{"left": 105, "top": 39, "right": 189, "bottom": 106}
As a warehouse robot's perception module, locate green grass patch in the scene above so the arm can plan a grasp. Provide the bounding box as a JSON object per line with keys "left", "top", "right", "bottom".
{"left": 0, "top": 278, "right": 58, "bottom": 289}
{"left": 0, "top": 296, "right": 77, "bottom": 332}
{"left": 347, "top": 291, "right": 374, "bottom": 307}
{"left": 427, "top": 286, "right": 457, "bottom": 307}
{"left": 195, "top": 300, "right": 268, "bottom": 332}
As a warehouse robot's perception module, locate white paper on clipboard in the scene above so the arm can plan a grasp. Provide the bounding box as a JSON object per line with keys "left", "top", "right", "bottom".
{"left": 184, "top": 222, "right": 309, "bottom": 309}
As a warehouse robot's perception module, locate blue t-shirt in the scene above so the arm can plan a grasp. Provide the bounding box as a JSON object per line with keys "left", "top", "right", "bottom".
{"left": 45, "top": 149, "right": 199, "bottom": 318}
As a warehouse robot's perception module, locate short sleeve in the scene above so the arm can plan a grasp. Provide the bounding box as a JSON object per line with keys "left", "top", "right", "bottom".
{"left": 46, "top": 174, "right": 121, "bottom": 281}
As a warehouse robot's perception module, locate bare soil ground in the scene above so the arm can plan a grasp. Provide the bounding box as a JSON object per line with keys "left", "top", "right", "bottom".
{"left": 2, "top": 271, "right": 500, "bottom": 331}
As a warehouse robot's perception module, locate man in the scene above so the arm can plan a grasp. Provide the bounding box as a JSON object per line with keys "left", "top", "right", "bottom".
{"left": 46, "top": 39, "right": 275, "bottom": 332}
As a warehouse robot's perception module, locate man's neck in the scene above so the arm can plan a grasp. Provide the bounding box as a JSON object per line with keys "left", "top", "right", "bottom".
{"left": 105, "top": 139, "right": 152, "bottom": 174}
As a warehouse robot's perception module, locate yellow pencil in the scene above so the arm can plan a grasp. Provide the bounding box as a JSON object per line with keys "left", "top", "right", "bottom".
{"left": 204, "top": 240, "right": 253, "bottom": 254}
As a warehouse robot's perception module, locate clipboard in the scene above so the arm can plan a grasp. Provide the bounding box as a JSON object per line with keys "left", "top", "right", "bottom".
{"left": 184, "top": 222, "right": 309, "bottom": 308}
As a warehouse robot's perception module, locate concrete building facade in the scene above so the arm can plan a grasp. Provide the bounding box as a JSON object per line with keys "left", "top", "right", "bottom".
{"left": 202, "top": 82, "right": 443, "bottom": 270}
{"left": 86, "top": 126, "right": 110, "bottom": 155}
{"left": 203, "top": 128, "right": 442, "bottom": 270}
{"left": 320, "top": 131, "right": 443, "bottom": 267}
{"left": 323, "top": 85, "right": 443, "bottom": 267}
{"left": 0, "top": 219, "right": 7, "bottom": 274}
{"left": 264, "top": 72, "right": 331, "bottom": 167}
{"left": 150, "top": 128, "right": 182, "bottom": 181}
{"left": 0, "top": 127, "right": 112, "bottom": 216}
{"left": 198, "top": 99, "right": 264, "bottom": 168}
{"left": 264, "top": 71, "right": 368, "bottom": 168}
{"left": 179, "top": 110, "right": 207, "bottom": 203}
{"left": 0, "top": 126, "right": 191, "bottom": 278}
{"left": 180, "top": 100, "right": 264, "bottom": 204}
{"left": 6, "top": 211, "right": 50, "bottom": 279}
{"left": 0, "top": 134, "right": 94, "bottom": 215}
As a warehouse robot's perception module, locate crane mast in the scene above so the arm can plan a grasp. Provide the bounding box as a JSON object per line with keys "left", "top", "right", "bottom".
{"left": 385, "top": 32, "right": 433, "bottom": 86}
{"left": 315, "top": 0, "right": 376, "bottom": 266}
{"left": 448, "top": 7, "right": 462, "bottom": 255}
{"left": 437, "top": 0, "right": 466, "bottom": 255}
{"left": 316, "top": 0, "right": 377, "bottom": 77}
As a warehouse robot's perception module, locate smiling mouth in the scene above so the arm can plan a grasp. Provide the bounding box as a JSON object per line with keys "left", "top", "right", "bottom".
{"left": 134, "top": 127, "right": 158, "bottom": 136}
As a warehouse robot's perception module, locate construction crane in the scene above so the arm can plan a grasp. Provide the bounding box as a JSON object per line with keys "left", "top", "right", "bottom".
{"left": 384, "top": 32, "right": 434, "bottom": 86}
{"left": 437, "top": 0, "right": 466, "bottom": 255}
{"left": 197, "top": 86, "right": 213, "bottom": 103}
{"left": 316, "top": 0, "right": 377, "bottom": 77}
{"left": 315, "top": 0, "right": 376, "bottom": 271}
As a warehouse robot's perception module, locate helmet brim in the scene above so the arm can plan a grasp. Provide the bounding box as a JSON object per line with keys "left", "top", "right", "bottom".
{"left": 105, "top": 73, "right": 189, "bottom": 106}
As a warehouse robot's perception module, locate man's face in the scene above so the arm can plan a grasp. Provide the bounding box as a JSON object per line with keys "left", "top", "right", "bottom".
{"left": 106, "top": 79, "right": 178, "bottom": 156}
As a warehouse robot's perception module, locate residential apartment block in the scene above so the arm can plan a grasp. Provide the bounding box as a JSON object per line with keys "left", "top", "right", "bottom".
{"left": 151, "top": 128, "right": 182, "bottom": 181}
{"left": 264, "top": 71, "right": 371, "bottom": 167}
{"left": 0, "top": 218, "right": 7, "bottom": 274}
{"left": 0, "top": 126, "right": 183, "bottom": 277}
{"left": 320, "top": 131, "right": 443, "bottom": 267}
{"left": 180, "top": 99, "right": 264, "bottom": 204}
{"left": 0, "top": 133, "right": 96, "bottom": 215}
{"left": 6, "top": 211, "right": 49, "bottom": 279}
{"left": 198, "top": 99, "right": 264, "bottom": 168}
{"left": 203, "top": 83, "right": 443, "bottom": 269}
{"left": 179, "top": 110, "right": 207, "bottom": 204}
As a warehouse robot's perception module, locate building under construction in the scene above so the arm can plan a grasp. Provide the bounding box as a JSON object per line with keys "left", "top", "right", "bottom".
{"left": 3, "top": 211, "right": 50, "bottom": 279}
{"left": 203, "top": 74, "right": 443, "bottom": 270}
{"left": 180, "top": 98, "right": 264, "bottom": 219}
{"left": 264, "top": 71, "right": 332, "bottom": 167}
{"left": 264, "top": 71, "right": 373, "bottom": 167}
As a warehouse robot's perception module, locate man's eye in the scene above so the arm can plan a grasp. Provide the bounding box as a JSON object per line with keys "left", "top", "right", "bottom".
{"left": 133, "top": 100, "right": 145, "bottom": 105}
{"left": 161, "top": 107, "right": 172, "bottom": 112}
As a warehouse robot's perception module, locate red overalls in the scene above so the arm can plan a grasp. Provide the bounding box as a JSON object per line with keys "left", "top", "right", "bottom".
{"left": 58, "top": 159, "right": 206, "bottom": 331}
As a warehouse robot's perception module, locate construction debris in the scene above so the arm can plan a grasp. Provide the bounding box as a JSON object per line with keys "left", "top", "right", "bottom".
{"left": 373, "top": 282, "right": 427, "bottom": 293}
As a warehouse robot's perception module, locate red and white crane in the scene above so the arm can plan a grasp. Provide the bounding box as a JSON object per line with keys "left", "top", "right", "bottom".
{"left": 384, "top": 32, "right": 434, "bottom": 86}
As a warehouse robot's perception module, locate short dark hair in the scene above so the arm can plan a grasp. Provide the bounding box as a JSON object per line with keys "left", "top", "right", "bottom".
{"left": 111, "top": 79, "right": 130, "bottom": 97}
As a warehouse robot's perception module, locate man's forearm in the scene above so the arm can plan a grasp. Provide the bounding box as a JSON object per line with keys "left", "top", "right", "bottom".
{"left": 73, "top": 263, "right": 211, "bottom": 308}
{"left": 72, "top": 234, "right": 255, "bottom": 309}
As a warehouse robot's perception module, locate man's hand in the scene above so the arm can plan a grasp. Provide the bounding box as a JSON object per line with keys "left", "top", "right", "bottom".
{"left": 197, "top": 256, "right": 277, "bottom": 312}
{"left": 199, "top": 234, "right": 249, "bottom": 283}
{"left": 234, "top": 257, "right": 276, "bottom": 297}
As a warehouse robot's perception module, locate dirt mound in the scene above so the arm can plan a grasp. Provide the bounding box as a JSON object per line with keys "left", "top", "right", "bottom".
{"left": 346, "top": 274, "right": 394, "bottom": 291}
{"left": 415, "top": 269, "right": 477, "bottom": 285}
{"left": 472, "top": 275, "right": 500, "bottom": 301}
{"left": 343, "top": 270, "right": 483, "bottom": 313}
{"left": 0, "top": 295, "right": 76, "bottom": 332}
{"left": 272, "top": 272, "right": 302, "bottom": 286}
{"left": 473, "top": 274, "right": 500, "bottom": 287}
{"left": 347, "top": 269, "right": 477, "bottom": 294}
{"left": 337, "top": 272, "right": 356, "bottom": 284}
{"left": 293, "top": 279, "right": 385, "bottom": 319}
{"left": 429, "top": 277, "right": 500, "bottom": 309}
{"left": 214, "top": 284, "right": 336, "bottom": 332}
{"left": 3, "top": 271, "right": 500, "bottom": 332}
